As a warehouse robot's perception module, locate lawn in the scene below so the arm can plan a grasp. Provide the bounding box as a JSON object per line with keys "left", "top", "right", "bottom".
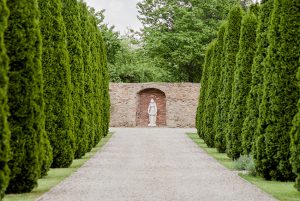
{"left": 187, "top": 133, "right": 300, "bottom": 201}
{"left": 3, "top": 133, "right": 113, "bottom": 201}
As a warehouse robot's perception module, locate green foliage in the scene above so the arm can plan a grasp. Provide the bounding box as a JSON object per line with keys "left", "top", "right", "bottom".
{"left": 285, "top": 0, "right": 300, "bottom": 190}
{"left": 78, "top": 1, "right": 94, "bottom": 153}
{"left": 196, "top": 42, "right": 215, "bottom": 139}
{"left": 227, "top": 11, "right": 257, "bottom": 160}
{"left": 62, "top": 0, "right": 88, "bottom": 159}
{"left": 256, "top": 0, "right": 299, "bottom": 181}
{"left": 217, "top": 5, "right": 243, "bottom": 158}
{"left": 137, "top": 0, "right": 236, "bottom": 82}
{"left": 4, "top": 0, "right": 51, "bottom": 193}
{"left": 0, "top": 0, "right": 10, "bottom": 198}
{"left": 202, "top": 41, "right": 217, "bottom": 147}
{"left": 242, "top": 0, "right": 273, "bottom": 156}
{"left": 88, "top": 10, "right": 103, "bottom": 146}
{"left": 38, "top": 0, "right": 75, "bottom": 168}
{"left": 290, "top": 89, "right": 300, "bottom": 190}
{"left": 214, "top": 24, "right": 229, "bottom": 153}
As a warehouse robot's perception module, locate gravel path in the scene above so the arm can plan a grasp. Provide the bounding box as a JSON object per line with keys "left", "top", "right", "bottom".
{"left": 37, "top": 128, "right": 276, "bottom": 201}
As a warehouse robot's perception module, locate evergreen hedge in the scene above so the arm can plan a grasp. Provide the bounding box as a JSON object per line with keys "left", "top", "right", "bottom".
{"left": 256, "top": 0, "right": 298, "bottom": 181}
{"left": 227, "top": 11, "right": 257, "bottom": 159}
{"left": 0, "top": 0, "right": 10, "bottom": 198}
{"left": 5, "top": 0, "right": 51, "bottom": 193}
{"left": 213, "top": 22, "right": 228, "bottom": 153}
{"left": 38, "top": 0, "right": 75, "bottom": 168}
{"left": 217, "top": 5, "right": 243, "bottom": 159}
{"left": 62, "top": 0, "right": 88, "bottom": 159}
{"left": 242, "top": 0, "right": 273, "bottom": 156}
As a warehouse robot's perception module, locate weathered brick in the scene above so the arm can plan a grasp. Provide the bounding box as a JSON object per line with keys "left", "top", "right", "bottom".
{"left": 109, "top": 83, "right": 200, "bottom": 128}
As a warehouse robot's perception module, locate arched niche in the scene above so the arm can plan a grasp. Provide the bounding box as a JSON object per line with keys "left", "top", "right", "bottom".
{"left": 136, "top": 88, "right": 166, "bottom": 127}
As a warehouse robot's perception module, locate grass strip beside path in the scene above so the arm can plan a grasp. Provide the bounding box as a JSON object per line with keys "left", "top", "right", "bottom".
{"left": 187, "top": 133, "right": 300, "bottom": 201}
{"left": 4, "top": 133, "right": 113, "bottom": 201}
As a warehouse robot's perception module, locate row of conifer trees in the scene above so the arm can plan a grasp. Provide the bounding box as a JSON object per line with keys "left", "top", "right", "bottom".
{"left": 196, "top": 0, "right": 299, "bottom": 190}
{"left": 0, "top": 0, "right": 110, "bottom": 198}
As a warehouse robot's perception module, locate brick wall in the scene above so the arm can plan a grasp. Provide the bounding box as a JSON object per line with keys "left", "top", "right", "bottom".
{"left": 109, "top": 83, "right": 200, "bottom": 128}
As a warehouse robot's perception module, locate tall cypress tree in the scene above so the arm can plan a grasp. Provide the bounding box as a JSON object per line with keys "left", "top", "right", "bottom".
{"left": 62, "top": 0, "right": 88, "bottom": 159}
{"left": 79, "top": 1, "right": 95, "bottom": 151}
{"left": 5, "top": 0, "right": 51, "bottom": 193}
{"left": 101, "top": 41, "right": 110, "bottom": 136}
{"left": 0, "top": 0, "right": 10, "bottom": 198}
{"left": 217, "top": 5, "right": 243, "bottom": 158}
{"left": 204, "top": 22, "right": 227, "bottom": 149}
{"left": 227, "top": 11, "right": 258, "bottom": 159}
{"left": 281, "top": 0, "right": 300, "bottom": 187}
{"left": 291, "top": 62, "right": 300, "bottom": 191}
{"left": 197, "top": 42, "right": 215, "bottom": 139}
{"left": 214, "top": 23, "right": 228, "bottom": 153}
{"left": 203, "top": 40, "right": 217, "bottom": 147}
{"left": 242, "top": 0, "right": 273, "bottom": 156}
{"left": 89, "top": 12, "right": 103, "bottom": 146}
{"left": 257, "top": 0, "right": 298, "bottom": 181}
{"left": 38, "top": 0, "right": 75, "bottom": 168}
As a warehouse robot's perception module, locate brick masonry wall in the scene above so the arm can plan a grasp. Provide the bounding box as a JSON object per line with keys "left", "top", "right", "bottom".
{"left": 109, "top": 83, "right": 200, "bottom": 128}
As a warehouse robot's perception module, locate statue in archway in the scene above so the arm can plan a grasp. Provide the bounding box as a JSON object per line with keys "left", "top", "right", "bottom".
{"left": 148, "top": 98, "right": 157, "bottom": 127}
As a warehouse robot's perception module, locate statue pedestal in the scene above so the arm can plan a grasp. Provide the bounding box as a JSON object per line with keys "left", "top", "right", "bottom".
{"left": 148, "top": 123, "right": 157, "bottom": 127}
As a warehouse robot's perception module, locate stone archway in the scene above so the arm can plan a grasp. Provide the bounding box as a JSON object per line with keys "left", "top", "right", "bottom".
{"left": 136, "top": 88, "right": 166, "bottom": 127}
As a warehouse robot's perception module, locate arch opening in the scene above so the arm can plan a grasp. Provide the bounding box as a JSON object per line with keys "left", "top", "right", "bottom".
{"left": 136, "top": 88, "right": 166, "bottom": 127}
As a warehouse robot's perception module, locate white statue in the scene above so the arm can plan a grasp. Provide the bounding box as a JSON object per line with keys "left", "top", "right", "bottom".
{"left": 148, "top": 98, "right": 157, "bottom": 127}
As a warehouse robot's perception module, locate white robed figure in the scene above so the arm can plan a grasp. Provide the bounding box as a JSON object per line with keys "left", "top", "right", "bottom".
{"left": 147, "top": 98, "right": 157, "bottom": 127}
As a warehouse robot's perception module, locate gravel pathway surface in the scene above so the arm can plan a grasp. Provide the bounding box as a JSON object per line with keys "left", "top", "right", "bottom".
{"left": 37, "top": 128, "right": 276, "bottom": 201}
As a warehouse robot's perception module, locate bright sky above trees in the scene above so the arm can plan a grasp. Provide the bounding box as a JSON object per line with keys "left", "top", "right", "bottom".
{"left": 85, "top": 0, "right": 142, "bottom": 34}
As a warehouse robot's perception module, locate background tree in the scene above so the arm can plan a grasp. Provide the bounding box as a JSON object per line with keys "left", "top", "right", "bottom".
{"left": 137, "top": 0, "right": 236, "bottom": 82}
{"left": 0, "top": 0, "right": 10, "bottom": 198}
{"left": 5, "top": 0, "right": 51, "bottom": 193}
{"left": 227, "top": 10, "right": 257, "bottom": 159}
{"left": 256, "top": 0, "right": 298, "bottom": 181}
{"left": 242, "top": 0, "right": 273, "bottom": 155}
{"left": 38, "top": 0, "right": 75, "bottom": 168}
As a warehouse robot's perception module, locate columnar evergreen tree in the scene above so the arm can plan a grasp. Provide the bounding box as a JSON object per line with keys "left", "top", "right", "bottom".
{"left": 38, "top": 0, "right": 75, "bottom": 168}
{"left": 256, "top": 0, "right": 298, "bottom": 181}
{"left": 217, "top": 5, "right": 243, "bottom": 157}
{"left": 197, "top": 42, "right": 215, "bottom": 139}
{"left": 5, "top": 0, "right": 51, "bottom": 193}
{"left": 214, "top": 22, "right": 228, "bottom": 153}
{"left": 227, "top": 11, "right": 258, "bottom": 159}
{"left": 0, "top": 0, "right": 10, "bottom": 198}
{"left": 242, "top": 0, "right": 273, "bottom": 156}
{"left": 62, "top": 0, "right": 88, "bottom": 159}
{"left": 203, "top": 22, "right": 227, "bottom": 149}
{"left": 203, "top": 40, "right": 218, "bottom": 147}
{"left": 281, "top": 0, "right": 300, "bottom": 186}
{"left": 78, "top": 1, "right": 96, "bottom": 151}
{"left": 291, "top": 63, "right": 300, "bottom": 191}
{"left": 89, "top": 12, "right": 103, "bottom": 146}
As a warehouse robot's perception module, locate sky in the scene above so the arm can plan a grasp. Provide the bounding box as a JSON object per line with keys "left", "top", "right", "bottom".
{"left": 85, "top": 0, "right": 142, "bottom": 34}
